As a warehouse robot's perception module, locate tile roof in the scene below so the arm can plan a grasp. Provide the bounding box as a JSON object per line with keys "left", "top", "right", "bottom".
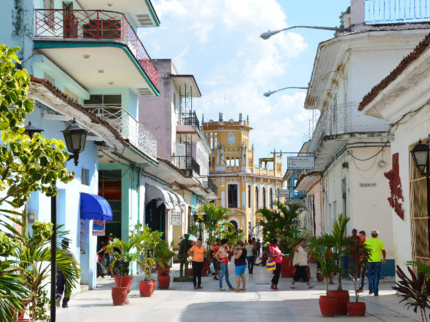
{"left": 358, "top": 32, "right": 430, "bottom": 111}
{"left": 30, "top": 77, "right": 131, "bottom": 147}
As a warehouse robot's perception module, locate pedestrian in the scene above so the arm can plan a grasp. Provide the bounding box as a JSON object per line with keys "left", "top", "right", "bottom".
{"left": 211, "top": 238, "right": 222, "bottom": 280}
{"left": 245, "top": 241, "right": 255, "bottom": 274}
{"left": 291, "top": 239, "right": 315, "bottom": 289}
{"left": 358, "top": 230, "right": 367, "bottom": 292}
{"left": 215, "top": 239, "right": 234, "bottom": 291}
{"left": 365, "top": 229, "right": 386, "bottom": 296}
{"left": 269, "top": 238, "right": 283, "bottom": 291}
{"left": 56, "top": 238, "right": 77, "bottom": 308}
{"left": 349, "top": 229, "right": 360, "bottom": 241}
{"left": 96, "top": 238, "right": 107, "bottom": 278}
{"left": 255, "top": 239, "right": 261, "bottom": 258}
{"left": 105, "top": 233, "right": 114, "bottom": 277}
{"left": 188, "top": 237, "right": 207, "bottom": 289}
{"left": 233, "top": 241, "right": 247, "bottom": 291}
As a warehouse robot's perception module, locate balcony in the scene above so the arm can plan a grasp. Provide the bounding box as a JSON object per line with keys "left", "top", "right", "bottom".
{"left": 365, "top": 0, "right": 430, "bottom": 24}
{"left": 176, "top": 111, "right": 204, "bottom": 142}
{"left": 85, "top": 107, "right": 157, "bottom": 159}
{"left": 172, "top": 156, "right": 200, "bottom": 176}
{"left": 34, "top": 9, "right": 158, "bottom": 95}
{"left": 203, "top": 177, "right": 218, "bottom": 196}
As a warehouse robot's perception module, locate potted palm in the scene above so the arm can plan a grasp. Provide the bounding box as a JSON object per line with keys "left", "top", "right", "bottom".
{"left": 258, "top": 201, "right": 302, "bottom": 277}
{"left": 328, "top": 213, "right": 352, "bottom": 315}
{"left": 346, "top": 238, "right": 370, "bottom": 316}
{"left": 155, "top": 240, "right": 176, "bottom": 289}
{"left": 307, "top": 234, "right": 340, "bottom": 317}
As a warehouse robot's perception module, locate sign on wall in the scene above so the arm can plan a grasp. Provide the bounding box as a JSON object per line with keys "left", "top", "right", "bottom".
{"left": 92, "top": 220, "right": 105, "bottom": 236}
{"left": 287, "top": 156, "right": 315, "bottom": 170}
{"left": 171, "top": 211, "right": 182, "bottom": 226}
{"left": 276, "top": 189, "right": 290, "bottom": 197}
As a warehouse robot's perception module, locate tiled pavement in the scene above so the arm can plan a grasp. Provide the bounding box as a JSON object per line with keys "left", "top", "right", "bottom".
{"left": 56, "top": 263, "right": 421, "bottom": 322}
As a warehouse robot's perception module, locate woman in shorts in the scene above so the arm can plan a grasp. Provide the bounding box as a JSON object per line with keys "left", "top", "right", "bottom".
{"left": 233, "top": 241, "right": 247, "bottom": 291}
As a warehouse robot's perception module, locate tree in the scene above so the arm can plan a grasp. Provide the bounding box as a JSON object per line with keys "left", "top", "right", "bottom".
{"left": 331, "top": 213, "right": 351, "bottom": 291}
{"left": 257, "top": 201, "right": 302, "bottom": 255}
{"left": 198, "top": 204, "right": 230, "bottom": 246}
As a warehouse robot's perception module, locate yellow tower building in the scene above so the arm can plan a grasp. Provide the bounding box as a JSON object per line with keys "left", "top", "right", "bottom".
{"left": 203, "top": 113, "right": 284, "bottom": 239}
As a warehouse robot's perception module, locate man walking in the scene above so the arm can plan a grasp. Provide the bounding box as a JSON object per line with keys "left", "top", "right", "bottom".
{"left": 358, "top": 230, "right": 367, "bottom": 292}
{"left": 56, "top": 238, "right": 77, "bottom": 308}
{"left": 365, "top": 229, "right": 386, "bottom": 296}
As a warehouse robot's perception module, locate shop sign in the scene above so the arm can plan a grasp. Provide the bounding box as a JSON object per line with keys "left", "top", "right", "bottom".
{"left": 360, "top": 183, "right": 376, "bottom": 187}
{"left": 276, "top": 189, "right": 290, "bottom": 197}
{"left": 287, "top": 156, "right": 315, "bottom": 170}
{"left": 92, "top": 220, "right": 105, "bottom": 236}
{"left": 171, "top": 211, "right": 182, "bottom": 226}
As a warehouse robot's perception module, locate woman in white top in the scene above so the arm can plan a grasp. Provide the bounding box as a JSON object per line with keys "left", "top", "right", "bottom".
{"left": 245, "top": 241, "right": 255, "bottom": 274}
{"left": 291, "top": 239, "right": 315, "bottom": 289}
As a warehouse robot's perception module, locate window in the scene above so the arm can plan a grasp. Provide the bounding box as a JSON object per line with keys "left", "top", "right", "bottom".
{"left": 255, "top": 187, "right": 259, "bottom": 208}
{"left": 43, "top": 0, "right": 55, "bottom": 28}
{"left": 64, "top": 86, "right": 79, "bottom": 103}
{"left": 81, "top": 168, "right": 90, "bottom": 186}
{"left": 173, "top": 93, "right": 177, "bottom": 112}
{"left": 43, "top": 71, "right": 55, "bottom": 86}
{"left": 270, "top": 188, "right": 274, "bottom": 208}
{"left": 228, "top": 184, "right": 238, "bottom": 208}
{"left": 248, "top": 185, "right": 251, "bottom": 208}
{"left": 84, "top": 95, "right": 122, "bottom": 107}
{"left": 263, "top": 187, "right": 267, "bottom": 208}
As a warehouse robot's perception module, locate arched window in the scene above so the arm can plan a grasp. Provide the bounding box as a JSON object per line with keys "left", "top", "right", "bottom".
{"left": 248, "top": 185, "right": 251, "bottom": 208}
{"left": 255, "top": 187, "right": 259, "bottom": 208}
{"left": 270, "top": 188, "right": 274, "bottom": 208}
{"left": 263, "top": 187, "right": 267, "bottom": 208}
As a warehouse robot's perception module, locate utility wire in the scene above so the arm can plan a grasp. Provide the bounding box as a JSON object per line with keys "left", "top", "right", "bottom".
{"left": 348, "top": 139, "right": 390, "bottom": 162}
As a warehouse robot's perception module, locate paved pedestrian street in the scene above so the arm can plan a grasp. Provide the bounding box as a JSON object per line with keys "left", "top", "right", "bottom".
{"left": 57, "top": 264, "right": 419, "bottom": 322}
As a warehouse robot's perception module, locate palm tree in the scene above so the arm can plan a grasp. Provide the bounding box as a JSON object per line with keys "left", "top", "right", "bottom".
{"left": 197, "top": 204, "right": 230, "bottom": 245}
{"left": 331, "top": 213, "right": 351, "bottom": 291}
{"left": 257, "top": 201, "right": 302, "bottom": 255}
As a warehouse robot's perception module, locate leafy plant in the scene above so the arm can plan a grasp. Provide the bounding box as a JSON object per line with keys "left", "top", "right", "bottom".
{"left": 257, "top": 201, "right": 302, "bottom": 255}
{"left": 197, "top": 204, "right": 230, "bottom": 246}
{"left": 135, "top": 225, "right": 161, "bottom": 281}
{"left": 307, "top": 234, "right": 340, "bottom": 296}
{"left": 331, "top": 213, "right": 351, "bottom": 291}
{"left": 346, "top": 237, "right": 370, "bottom": 302}
{"left": 155, "top": 240, "right": 176, "bottom": 276}
{"left": 393, "top": 265, "right": 430, "bottom": 322}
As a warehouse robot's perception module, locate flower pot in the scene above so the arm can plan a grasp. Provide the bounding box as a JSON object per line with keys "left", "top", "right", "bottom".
{"left": 202, "top": 259, "right": 209, "bottom": 277}
{"left": 18, "top": 319, "right": 31, "bottom": 322}
{"left": 156, "top": 266, "right": 170, "bottom": 276}
{"left": 139, "top": 280, "right": 154, "bottom": 297}
{"left": 158, "top": 275, "right": 171, "bottom": 289}
{"left": 188, "top": 268, "right": 193, "bottom": 276}
{"left": 347, "top": 302, "right": 366, "bottom": 316}
{"left": 112, "top": 286, "right": 128, "bottom": 306}
{"left": 151, "top": 279, "right": 157, "bottom": 295}
{"left": 328, "top": 290, "right": 350, "bottom": 315}
{"left": 281, "top": 256, "right": 294, "bottom": 277}
{"left": 113, "top": 275, "right": 134, "bottom": 294}
{"left": 316, "top": 272, "right": 324, "bottom": 282}
{"left": 309, "top": 255, "right": 317, "bottom": 264}
{"left": 319, "top": 296, "right": 338, "bottom": 317}
{"left": 17, "top": 299, "right": 30, "bottom": 319}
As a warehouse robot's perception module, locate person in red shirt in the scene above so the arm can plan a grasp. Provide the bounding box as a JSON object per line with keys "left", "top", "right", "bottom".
{"left": 211, "top": 238, "right": 221, "bottom": 280}
{"left": 349, "top": 229, "right": 360, "bottom": 242}
{"left": 358, "top": 230, "right": 367, "bottom": 292}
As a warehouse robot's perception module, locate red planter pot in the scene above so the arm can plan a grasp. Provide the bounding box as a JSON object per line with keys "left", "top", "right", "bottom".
{"left": 309, "top": 255, "right": 317, "bottom": 264}
{"left": 151, "top": 279, "right": 157, "bottom": 295}
{"left": 158, "top": 275, "right": 171, "bottom": 289}
{"left": 18, "top": 320, "right": 30, "bottom": 322}
{"left": 188, "top": 268, "right": 194, "bottom": 276}
{"left": 112, "top": 287, "right": 128, "bottom": 306}
{"left": 316, "top": 272, "right": 324, "bottom": 282}
{"left": 139, "top": 280, "right": 154, "bottom": 297}
{"left": 319, "top": 296, "right": 338, "bottom": 317}
{"left": 347, "top": 302, "right": 366, "bottom": 316}
{"left": 156, "top": 266, "right": 170, "bottom": 276}
{"left": 202, "top": 259, "right": 209, "bottom": 277}
{"left": 280, "top": 256, "right": 294, "bottom": 277}
{"left": 113, "top": 275, "right": 134, "bottom": 294}
{"left": 328, "top": 290, "right": 350, "bottom": 315}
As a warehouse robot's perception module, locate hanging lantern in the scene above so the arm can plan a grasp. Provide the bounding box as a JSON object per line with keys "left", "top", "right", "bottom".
{"left": 62, "top": 118, "right": 88, "bottom": 166}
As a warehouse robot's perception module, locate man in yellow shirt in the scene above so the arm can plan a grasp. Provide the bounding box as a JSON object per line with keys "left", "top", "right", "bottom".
{"left": 364, "top": 229, "right": 386, "bottom": 296}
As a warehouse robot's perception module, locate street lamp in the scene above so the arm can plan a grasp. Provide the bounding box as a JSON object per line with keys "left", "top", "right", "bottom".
{"left": 410, "top": 139, "right": 430, "bottom": 256}
{"left": 62, "top": 118, "right": 89, "bottom": 166}
{"left": 264, "top": 86, "right": 308, "bottom": 97}
{"left": 24, "top": 122, "right": 44, "bottom": 138}
{"left": 193, "top": 212, "right": 207, "bottom": 239}
{"left": 260, "top": 26, "right": 350, "bottom": 40}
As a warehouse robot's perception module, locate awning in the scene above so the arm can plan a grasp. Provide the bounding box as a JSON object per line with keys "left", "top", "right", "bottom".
{"left": 145, "top": 184, "right": 185, "bottom": 211}
{"left": 80, "top": 193, "right": 113, "bottom": 221}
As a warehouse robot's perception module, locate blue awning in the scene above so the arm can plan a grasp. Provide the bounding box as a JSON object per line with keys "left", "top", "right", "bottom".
{"left": 80, "top": 193, "right": 113, "bottom": 221}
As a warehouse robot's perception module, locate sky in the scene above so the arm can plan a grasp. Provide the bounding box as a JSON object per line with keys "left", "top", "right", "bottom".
{"left": 138, "top": 0, "right": 348, "bottom": 166}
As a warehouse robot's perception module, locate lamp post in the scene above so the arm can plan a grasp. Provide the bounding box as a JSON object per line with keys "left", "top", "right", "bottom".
{"left": 264, "top": 87, "right": 308, "bottom": 97}
{"left": 62, "top": 118, "right": 89, "bottom": 166}
{"left": 410, "top": 139, "right": 430, "bottom": 256}
{"left": 24, "top": 122, "right": 44, "bottom": 138}
{"left": 260, "top": 26, "right": 350, "bottom": 40}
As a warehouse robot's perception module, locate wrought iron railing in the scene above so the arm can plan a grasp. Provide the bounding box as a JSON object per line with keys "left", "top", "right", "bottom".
{"left": 34, "top": 9, "right": 157, "bottom": 87}
{"left": 85, "top": 107, "right": 157, "bottom": 159}
{"left": 365, "top": 0, "right": 430, "bottom": 24}
{"left": 203, "top": 177, "right": 218, "bottom": 195}
{"left": 172, "top": 156, "right": 200, "bottom": 175}
{"left": 178, "top": 111, "right": 200, "bottom": 129}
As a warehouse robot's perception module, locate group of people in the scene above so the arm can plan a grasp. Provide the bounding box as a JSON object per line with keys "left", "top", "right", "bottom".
{"left": 96, "top": 233, "right": 114, "bottom": 278}
{"left": 187, "top": 237, "right": 261, "bottom": 291}
{"left": 350, "top": 228, "right": 386, "bottom": 296}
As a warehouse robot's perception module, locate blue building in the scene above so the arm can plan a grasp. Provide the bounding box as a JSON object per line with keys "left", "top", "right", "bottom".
{"left": 0, "top": 0, "right": 160, "bottom": 289}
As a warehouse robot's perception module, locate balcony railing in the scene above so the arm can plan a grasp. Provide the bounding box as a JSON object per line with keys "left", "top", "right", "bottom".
{"left": 85, "top": 107, "right": 157, "bottom": 159}
{"left": 178, "top": 111, "right": 200, "bottom": 129}
{"left": 365, "top": 0, "right": 430, "bottom": 24}
{"left": 34, "top": 9, "right": 157, "bottom": 87}
{"left": 203, "top": 177, "right": 218, "bottom": 195}
{"left": 172, "top": 156, "right": 200, "bottom": 175}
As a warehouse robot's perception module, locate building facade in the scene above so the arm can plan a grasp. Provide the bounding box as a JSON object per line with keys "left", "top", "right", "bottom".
{"left": 203, "top": 114, "right": 284, "bottom": 239}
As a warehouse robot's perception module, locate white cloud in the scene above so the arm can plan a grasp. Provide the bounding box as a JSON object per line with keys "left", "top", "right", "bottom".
{"left": 138, "top": 0, "right": 311, "bottom": 160}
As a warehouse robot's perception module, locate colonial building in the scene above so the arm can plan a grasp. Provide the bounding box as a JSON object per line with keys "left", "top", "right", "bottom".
{"left": 203, "top": 114, "right": 284, "bottom": 239}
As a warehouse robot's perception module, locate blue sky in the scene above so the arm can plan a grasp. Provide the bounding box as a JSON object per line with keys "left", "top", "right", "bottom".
{"left": 139, "top": 0, "right": 348, "bottom": 166}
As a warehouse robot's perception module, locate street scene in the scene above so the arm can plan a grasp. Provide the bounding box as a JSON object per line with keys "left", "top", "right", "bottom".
{"left": 1, "top": 0, "right": 430, "bottom": 321}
